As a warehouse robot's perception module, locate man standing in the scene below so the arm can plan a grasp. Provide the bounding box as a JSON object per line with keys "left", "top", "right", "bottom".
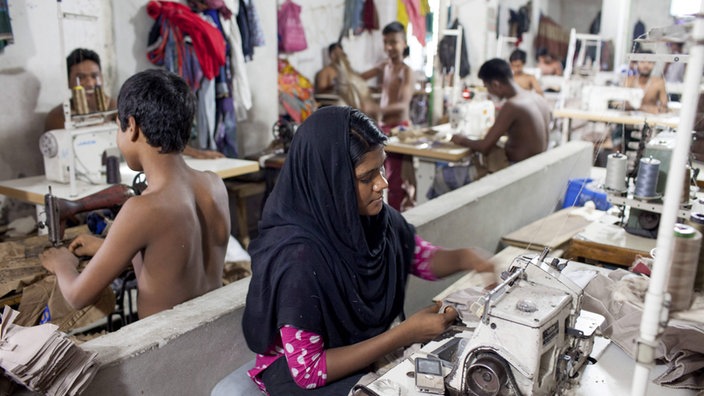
{"left": 451, "top": 58, "right": 551, "bottom": 164}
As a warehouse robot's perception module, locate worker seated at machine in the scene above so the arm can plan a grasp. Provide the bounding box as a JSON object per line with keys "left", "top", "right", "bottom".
{"left": 451, "top": 58, "right": 551, "bottom": 165}
{"left": 39, "top": 69, "right": 230, "bottom": 320}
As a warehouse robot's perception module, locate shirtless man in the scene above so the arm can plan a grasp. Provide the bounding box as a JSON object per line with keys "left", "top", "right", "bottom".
{"left": 509, "top": 49, "right": 543, "bottom": 95}
{"left": 45, "top": 48, "right": 223, "bottom": 159}
{"left": 451, "top": 58, "right": 551, "bottom": 163}
{"left": 624, "top": 51, "right": 669, "bottom": 114}
{"left": 361, "top": 21, "right": 416, "bottom": 210}
{"left": 536, "top": 48, "right": 563, "bottom": 76}
{"left": 40, "top": 69, "right": 230, "bottom": 319}
{"left": 315, "top": 43, "right": 345, "bottom": 94}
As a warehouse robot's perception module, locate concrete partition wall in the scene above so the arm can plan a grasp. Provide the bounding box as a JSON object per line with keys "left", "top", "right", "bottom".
{"left": 70, "top": 141, "right": 593, "bottom": 395}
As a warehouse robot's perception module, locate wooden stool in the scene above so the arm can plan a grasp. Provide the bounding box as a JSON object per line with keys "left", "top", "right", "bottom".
{"left": 224, "top": 181, "right": 266, "bottom": 248}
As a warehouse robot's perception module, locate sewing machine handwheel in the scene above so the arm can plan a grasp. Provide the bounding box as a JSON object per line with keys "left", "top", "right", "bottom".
{"left": 638, "top": 211, "right": 660, "bottom": 231}
{"left": 466, "top": 353, "right": 507, "bottom": 396}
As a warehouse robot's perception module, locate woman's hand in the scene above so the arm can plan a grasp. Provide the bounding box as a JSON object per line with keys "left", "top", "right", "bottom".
{"left": 40, "top": 247, "right": 79, "bottom": 273}
{"left": 68, "top": 234, "right": 104, "bottom": 257}
{"left": 400, "top": 302, "right": 458, "bottom": 344}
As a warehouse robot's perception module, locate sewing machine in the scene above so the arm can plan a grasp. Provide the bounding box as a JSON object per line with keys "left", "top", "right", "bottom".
{"left": 43, "top": 183, "right": 134, "bottom": 246}
{"left": 442, "top": 251, "right": 603, "bottom": 395}
{"left": 582, "top": 85, "right": 644, "bottom": 112}
{"left": 449, "top": 99, "right": 495, "bottom": 139}
{"left": 366, "top": 250, "right": 604, "bottom": 396}
{"left": 39, "top": 122, "right": 120, "bottom": 184}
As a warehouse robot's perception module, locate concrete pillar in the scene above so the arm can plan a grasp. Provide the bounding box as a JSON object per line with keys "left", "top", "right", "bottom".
{"left": 600, "top": 0, "right": 631, "bottom": 74}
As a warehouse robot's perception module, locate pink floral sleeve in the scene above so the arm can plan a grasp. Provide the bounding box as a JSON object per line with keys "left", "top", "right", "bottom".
{"left": 412, "top": 235, "right": 440, "bottom": 280}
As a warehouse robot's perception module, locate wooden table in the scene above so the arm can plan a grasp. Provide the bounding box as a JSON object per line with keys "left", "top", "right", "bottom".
{"left": 0, "top": 157, "right": 260, "bottom": 205}
{"left": 554, "top": 108, "right": 680, "bottom": 145}
{"left": 564, "top": 221, "right": 656, "bottom": 267}
{"left": 500, "top": 207, "right": 598, "bottom": 252}
{"left": 385, "top": 139, "right": 470, "bottom": 162}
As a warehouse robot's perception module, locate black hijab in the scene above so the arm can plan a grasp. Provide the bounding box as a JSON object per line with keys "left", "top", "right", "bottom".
{"left": 243, "top": 106, "right": 416, "bottom": 353}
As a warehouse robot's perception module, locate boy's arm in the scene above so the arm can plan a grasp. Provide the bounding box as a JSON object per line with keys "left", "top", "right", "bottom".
{"left": 40, "top": 198, "right": 146, "bottom": 309}
{"left": 531, "top": 76, "right": 544, "bottom": 96}
{"left": 451, "top": 104, "right": 515, "bottom": 154}
{"left": 360, "top": 64, "right": 382, "bottom": 80}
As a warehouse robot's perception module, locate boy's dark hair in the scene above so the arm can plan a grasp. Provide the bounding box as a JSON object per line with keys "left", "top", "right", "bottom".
{"left": 382, "top": 21, "right": 410, "bottom": 58}
{"left": 536, "top": 47, "right": 551, "bottom": 60}
{"left": 348, "top": 108, "right": 387, "bottom": 167}
{"left": 478, "top": 58, "right": 514, "bottom": 84}
{"left": 509, "top": 49, "right": 527, "bottom": 63}
{"left": 328, "top": 42, "right": 342, "bottom": 55}
{"left": 66, "top": 48, "right": 101, "bottom": 79}
{"left": 117, "top": 69, "right": 195, "bottom": 154}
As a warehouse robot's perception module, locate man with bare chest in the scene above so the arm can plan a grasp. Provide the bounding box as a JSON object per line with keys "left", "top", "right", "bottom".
{"left": 451, "top": 58, "right": 550, "bottom": 164}
{"left": 624, "top": 52, "right": 669, "bottom": 114}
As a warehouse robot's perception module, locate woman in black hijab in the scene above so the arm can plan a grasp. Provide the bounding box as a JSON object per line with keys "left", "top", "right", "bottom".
{"left": 242, "top": 106, "right": 492, "bottom": 394}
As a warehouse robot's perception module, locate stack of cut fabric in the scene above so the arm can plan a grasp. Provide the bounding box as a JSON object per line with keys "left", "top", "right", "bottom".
{"left": 0, "top": 306, "right": 99, "bottom": 395}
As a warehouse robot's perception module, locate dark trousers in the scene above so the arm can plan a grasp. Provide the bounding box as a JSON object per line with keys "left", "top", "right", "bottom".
{"left": 261, "top": 356, "right": 365, "bottom": 395}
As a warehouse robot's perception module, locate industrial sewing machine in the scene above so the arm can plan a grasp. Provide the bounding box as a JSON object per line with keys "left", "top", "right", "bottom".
{"left": 607, "top": 130, "right": 697, "bottom": 238}
{"left": 581, "top": 85, "right": 644, "bottom": 112}
{"left": 449, "top": 99, "right": 495, "bottom": 139}
{"left": 42, "top": 184, "right": 134, "bottom": 246}
{"left": 441, "top": 250, "right": 604, "bottom": 395}
{"left": 39, "top": 122, "right": 120, "bottom": 184}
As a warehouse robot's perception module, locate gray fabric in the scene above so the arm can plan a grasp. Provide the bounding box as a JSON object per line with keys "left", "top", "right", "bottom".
{"left": 211, "top": 359, "right": 262, "bottom": 396}
{"left": 582, "top": 270, "right": 704, "bottom": 390}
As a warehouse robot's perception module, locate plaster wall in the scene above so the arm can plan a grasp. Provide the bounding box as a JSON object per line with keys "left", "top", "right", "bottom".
{"left": 51, "top": 141, "right": 594, "bottom": 396}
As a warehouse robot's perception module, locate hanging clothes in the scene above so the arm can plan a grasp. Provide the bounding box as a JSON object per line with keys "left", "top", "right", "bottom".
{"left": 0, "top": 0, "right": 13, "bottom": 51}
{"left": 340, "top": 0, "right": 364, "bottom": 38}
{"left": 146, "top": 1, "right": 226, "bottom": 80}
{"left": 361, "top": 0, "right": 379, "bottom": 33}
{"left": 278, "top": 59, "right": 315, "bottom": 124}
{"left": 437, "top": 19, "right": 470, "bottom": 78}
{"left": 202, "top": 8, "right": 238, "bottom": 157}
{"left": 147, "top": 10, "right": 204, "bottom": 91}
{"left": 398, "top": 0, "right": 426, "bottom": 46}
{"left": 244, "top": 0, "right": 265, "bottom": 48}
{"left": 221, "top": 0, "right": 253, "bottom": 121}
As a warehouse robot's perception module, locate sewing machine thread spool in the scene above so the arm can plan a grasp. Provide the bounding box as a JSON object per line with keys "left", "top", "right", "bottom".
{"left": 668, "top": 224, "right": 701, "bottom": 311}
{"left": 685, "top": 212, "right": 704, "bottom": 291}
{"left": 95, "top": 82, "right": 107, "bottom": 113}
{"left": 634, "top": 157, "right": 660, "bottom": 199}
{"left": 106, "top": 156, "right": 121, "bottom": 184}
{"left": 605, "top": 152, "right": 627, "bottom": 192}
{"left": 72, "top": 78, "right": 89, "bottom": 115}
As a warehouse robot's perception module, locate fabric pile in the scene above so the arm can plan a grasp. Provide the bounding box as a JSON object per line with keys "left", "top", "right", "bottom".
{"left": 583, "top": 270, "right": 704, "bottom": 390}
{"left": 0, "top": 306, "right": 99, "bottom": 395}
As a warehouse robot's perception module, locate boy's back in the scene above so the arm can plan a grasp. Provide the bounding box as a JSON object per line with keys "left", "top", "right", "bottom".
{"left": 502, "top": 90, "right": 551, "bottom": 162}
{"left": 119, "top": 166, "right": 228, "bottom": 318}
{"left": 40, "top": 69, "right": 230, "bottom": 320}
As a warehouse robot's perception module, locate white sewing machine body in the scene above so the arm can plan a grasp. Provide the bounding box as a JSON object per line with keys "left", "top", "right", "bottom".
{"left": 444, "top": 253, "right": 603, "bottom": 396}
{"left": 449, "top": 99, "right": 495, "bottom": 139}
{"left": 582, "top": 85, "right": 644, "bottom": 112}
{"left": 39, "top": 122, "right": 119, "bottom": 184}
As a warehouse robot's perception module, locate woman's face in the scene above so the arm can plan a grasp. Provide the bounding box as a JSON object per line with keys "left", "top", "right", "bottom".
{"left": 355, "top": 146, "right": 388, "bottom": 216}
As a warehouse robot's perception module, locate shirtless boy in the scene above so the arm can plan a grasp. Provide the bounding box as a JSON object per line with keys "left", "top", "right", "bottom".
{"left": 624, "top": 52, "right": 669, "bottom": 114}
{"left": 361, "top": 21, "right": 416, "bottom": 210}
{"left": 40, "top": 69, "right": 230, "bottom": 319}
{"left": 509, "top": 49, "right": 544, "bottom": 95}
{"left": 536, "top": 48, "right": 563, "bottom": 76}
{"left": 451, "top": 58, "right": 551, "bottom": 163}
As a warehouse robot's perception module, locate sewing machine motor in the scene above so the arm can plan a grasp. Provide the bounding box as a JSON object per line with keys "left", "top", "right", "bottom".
{"left": 39, "top": 122, "right": 119, "bottom": 183}
{"left": 445, "top": 252, "right": 604, "bottom": 396}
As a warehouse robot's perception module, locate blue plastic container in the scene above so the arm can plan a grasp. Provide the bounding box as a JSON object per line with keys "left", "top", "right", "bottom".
{"left": 562, "top": 178, "right": 611, "bottom": 211}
